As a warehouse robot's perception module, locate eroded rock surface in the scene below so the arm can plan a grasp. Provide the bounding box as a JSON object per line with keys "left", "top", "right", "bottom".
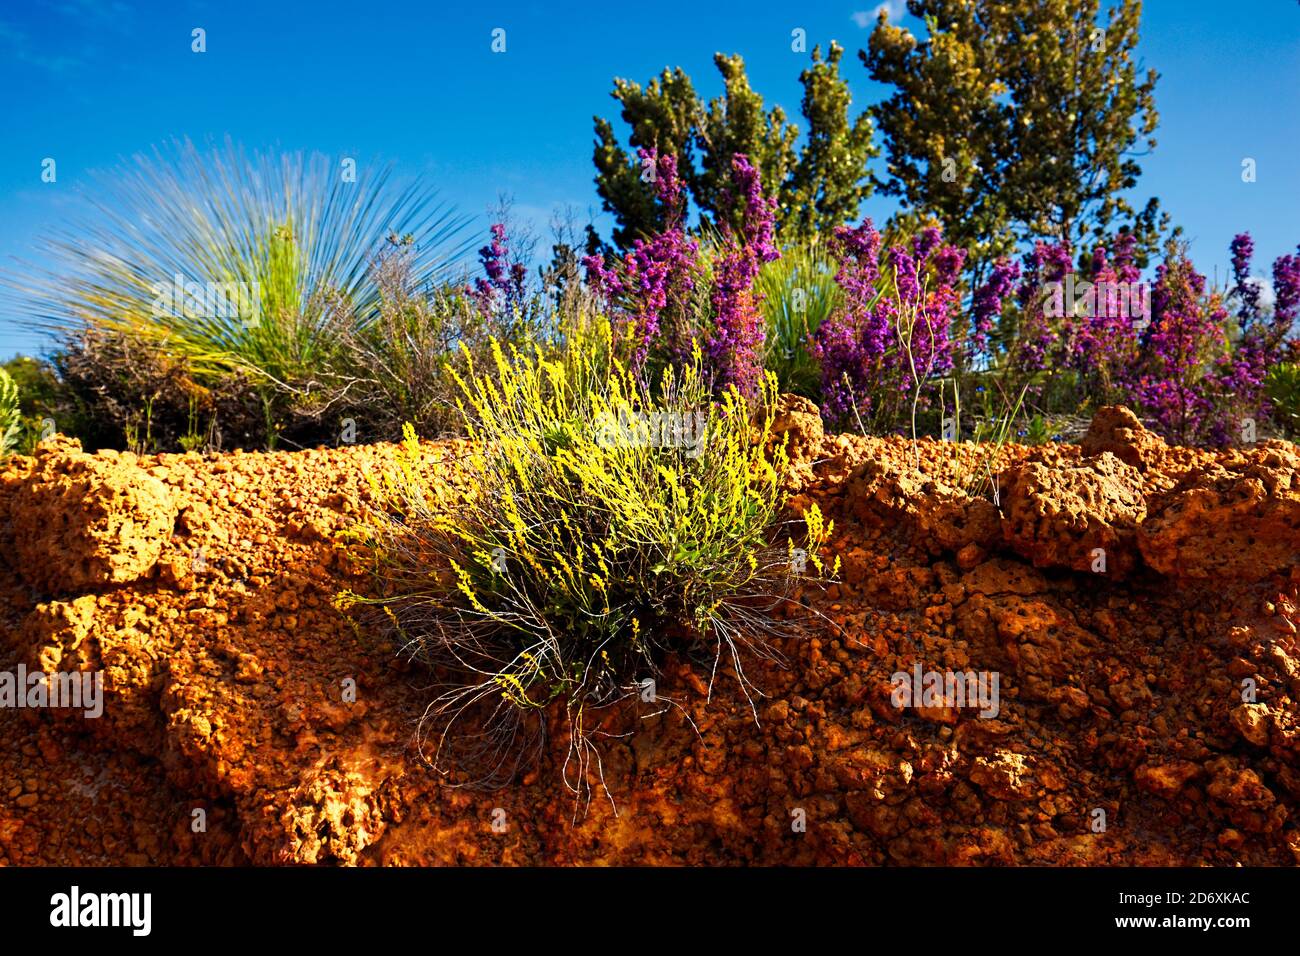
{"left": 1080, "top": 405, "right": 1168, "bottom": 471}
{"left": 1139, "top": 440, "right": 1300, "bottom": 580}
{"left": 6, "top": 438, "right": 177, "bottom": 594}
{"left": 1, "top": 407, "right": 1298, "bottom": 866}
{"left": 1000, "top": 452, "right": 1146, "bottom": 576}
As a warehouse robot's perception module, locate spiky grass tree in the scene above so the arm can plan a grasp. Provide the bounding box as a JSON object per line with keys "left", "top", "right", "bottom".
{"left": 754, "top": 240, "right": 842, "bottom": 399}
{"left": 10, "top": 139, "right": 471, "bottom": 444}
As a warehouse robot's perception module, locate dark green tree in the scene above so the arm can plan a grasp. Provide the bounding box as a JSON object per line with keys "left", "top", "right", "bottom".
{"left": 782, "top": 42, "right": 878, "bottom": 243}
{"left": 592, "top": 67, "right": 700, "bottom": 247}
{"left": 694, "top": 53, "right": 798, "bottom": 234}
{"left": 864, "top": 0, "right": 1160, "bottom": 282}
{"left": 592, "top": 48, "right": 876, "bottom": 247}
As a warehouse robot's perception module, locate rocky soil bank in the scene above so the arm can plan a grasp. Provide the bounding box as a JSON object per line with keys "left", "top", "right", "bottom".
{"left": 1, "top": 404, "right": 1298, "bottom": 865}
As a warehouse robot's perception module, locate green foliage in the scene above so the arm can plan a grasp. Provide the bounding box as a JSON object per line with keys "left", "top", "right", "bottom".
{"left": 781, "top": 43, "right": 879, "bottom": 240}
{"left": 593, "top": 45, "right": 875, "bottom": 246}
{"left": 943, "top": 378, "right": 1029, "bottom": 499}
{"left": 695, "top": 53, "right": 799, "bottom": 234}
{"left": 1, "top": 356, "right": 59, "bottom": 414}
{"left": 340, "top": 329, "right": 836, "bottom": 797}
{"left": 1021, "top": 414, "right": 1053, "bottom": 446}
{"left": 864, "top": 0, "right": 1162, "bottom": 281}
{"left": 1266, "top": 363, "right": 1300, "bottom": 439}
{"left": 12, "top": 139, "right": 470, "bottom": 439}
{"left": 593, "top": 68, "right": 701, "bottom": 248}
{"left": 178, "top": 395, "right": 211, "bottom": 453}
{"left": 755, "top": 240, "right": 842, "bottom": 398}
{"left": 0, "top": 355, "right": 78, "bottom": 453}
{"left": 321, "top": 246, "right": 496, "bottom": 442}
{"left": 0, "top": 367, "right": 20, "bottom": 457}
{"left": 53, "top": 329, "right": 266, "bottom": 453}
{"left": 319, "top": 219, "right": 584, "bottom": 444}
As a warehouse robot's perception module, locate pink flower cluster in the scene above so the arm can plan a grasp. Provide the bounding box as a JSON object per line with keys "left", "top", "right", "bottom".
{"left": 811, "top": 221, "right": 964, "bottom": 425}
{"left": 470, "top": 223, "right": 527, "bottom": 317}
{"left": 970, "top": 257, "right": 1020, "bottom": 356}
{"left": 584, "top": 150, "right": 776, "bottom": 394}
{"left": 1128, "top": 251, "right": 1229, "bottom": 444}
{"left": 578, "top": 146, "right": 1298, "bottom": 445}
{"left": 1009, "top": 239, "right": 1073, "bottom": 374}
{"left": 704, "top": 154, "right": 779, "bottom": 396}
{"left": 583, "top": 149, "right": 701, "bottom": 373}
{"left": 972, "top": 230, "right": 1297, "bottom": 445}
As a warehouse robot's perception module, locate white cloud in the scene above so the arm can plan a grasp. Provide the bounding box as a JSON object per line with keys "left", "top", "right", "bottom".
{"left": 852, "top": 1, "right": 906, "bottom": 28}
{"left": 1247, "top": 275, "right": 1276, "bottom": 313}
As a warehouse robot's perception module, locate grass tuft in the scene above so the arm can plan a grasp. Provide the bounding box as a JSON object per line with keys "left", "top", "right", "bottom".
{"left": 339, "top": 325, "right": 836, "bottom": 808}
{"left": 7, "top": 138, "right": 472, "bottom": 411}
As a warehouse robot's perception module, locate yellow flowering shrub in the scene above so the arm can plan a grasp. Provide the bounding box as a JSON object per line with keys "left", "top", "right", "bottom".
{"left": 340, "top": 323, "right": 836, "bottom": 795}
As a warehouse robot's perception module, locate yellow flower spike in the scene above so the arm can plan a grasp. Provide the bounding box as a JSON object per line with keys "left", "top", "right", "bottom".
{"left": 449, "top": 559, "right": 490, "bottom": 615}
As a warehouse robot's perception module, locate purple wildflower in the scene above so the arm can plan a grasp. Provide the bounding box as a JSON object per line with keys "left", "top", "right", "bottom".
{"left": 1230, "top": 232, "right": 1259, "bottom": 325}
{"left": 470, "top": 222, "right": 527, "bottom": 318}
{"left": 971, "top": 258, "right": 1020, "bottom": 356}
{"left": 704, "top": 153, "right": 779, "bottom": 397}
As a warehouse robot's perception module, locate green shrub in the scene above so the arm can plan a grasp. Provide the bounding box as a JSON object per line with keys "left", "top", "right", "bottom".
{"left": 0, "top": 367, "right": 20, "bottom": 456}
{"left": 941, "top": 379, "right": 1029, "bottom": 499}
{"left": 321, "top": 243, "right": 547, "bottom": 443}
{"left": 340, "top": 327, "right": 836, "bottom": 798}
{"left": 1266, "top": 363, "right": 1300, "bottom": 439}
{"left": 755, "top": 240, "right": 841, "bottom": 399}
{"left": 11, "top": 139, "right": 470, "bottom": 448}
{"left": 0, "top": 355, "right": 79, "bottom": 454}
{"left": 53, "top": 329, "right": 266, "bottom": 453}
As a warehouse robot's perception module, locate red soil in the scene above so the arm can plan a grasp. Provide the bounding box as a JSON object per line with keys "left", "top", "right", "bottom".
{"left": 1, "top": 404, "right": 1298, "bottom": 865}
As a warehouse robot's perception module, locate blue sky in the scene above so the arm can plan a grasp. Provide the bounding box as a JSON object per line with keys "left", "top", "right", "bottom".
{"left": 0, "top": 0, "right": 1297, "bottom": 357}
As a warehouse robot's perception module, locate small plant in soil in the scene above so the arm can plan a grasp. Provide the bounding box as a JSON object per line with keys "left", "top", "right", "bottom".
{"left": 339, "top": 325, "right": 836, "bottom": 807}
